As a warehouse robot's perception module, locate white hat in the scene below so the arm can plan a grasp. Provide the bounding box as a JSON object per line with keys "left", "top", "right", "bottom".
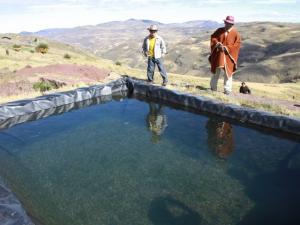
{"left": 147, "top": 25, "right": 158, "bottom": 31}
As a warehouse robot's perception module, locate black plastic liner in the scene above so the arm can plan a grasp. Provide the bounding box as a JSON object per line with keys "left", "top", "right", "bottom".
{"left": 127, "top": 78, "right": 300, "bottom": 136}
{"left": 0, "top": 78, "right": 127, "bottom": 121}
{"left": 0, "top": 91, "right": 127, "bottom": 131}
{"left": 0, "top": 178, "right": 34, "bottom": 225}
{"left": 0, "top": 77, "right": 299, "bottom": 225}
{"left": 0, "top": 77, "right": 299, "bottom": 135}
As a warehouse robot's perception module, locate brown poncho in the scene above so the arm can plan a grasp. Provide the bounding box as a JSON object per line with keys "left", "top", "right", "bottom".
{"left": 209, "top": 27, "right": 241, "bottom": 77}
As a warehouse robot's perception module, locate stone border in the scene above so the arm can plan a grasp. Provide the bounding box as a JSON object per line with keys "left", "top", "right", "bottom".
{"left": 0, "top": 77, "right": 299, "bottom": 225}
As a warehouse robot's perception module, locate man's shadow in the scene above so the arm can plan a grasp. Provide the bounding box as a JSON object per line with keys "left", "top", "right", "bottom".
{"left": 148, "top": 196, "right": 202, "bottom": 225}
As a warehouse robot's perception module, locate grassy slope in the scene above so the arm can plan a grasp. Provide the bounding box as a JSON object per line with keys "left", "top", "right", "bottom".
{"left": 0, "top": 34, "right": 299, "bottom": 117}
{"left": 34, "top": 20, "right": 300, "bottom": 83}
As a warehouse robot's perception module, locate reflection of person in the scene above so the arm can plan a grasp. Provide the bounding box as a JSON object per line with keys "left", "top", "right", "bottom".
{"left": 239, "top": 82, "right": 251, "bottom": 94}
{"left": 209, "top": 16, "right": 241, "bottom": 95}
{"left": 206, "top": 118, "right": 234, "bottom": 159}
{"left": 142, "top": 25, "right": 168, "bottom": 86}
{"left": 146, "top": 102, "right": 168, "bottom": 143}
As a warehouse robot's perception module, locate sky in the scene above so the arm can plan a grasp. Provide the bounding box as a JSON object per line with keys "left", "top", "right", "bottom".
{"left": 0, "top": 0, "right": 299, "bottom": 33}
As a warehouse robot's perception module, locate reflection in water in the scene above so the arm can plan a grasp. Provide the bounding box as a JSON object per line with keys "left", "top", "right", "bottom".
{"left": 206, "top": 118, "right": 234, "bottom": 159}
{"left": 146, "top": 102, "right": 168, "bottom": 143}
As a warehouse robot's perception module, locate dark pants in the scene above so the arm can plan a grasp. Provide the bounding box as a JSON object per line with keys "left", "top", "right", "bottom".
{"left": 147, "top": 57, "right": 168, "bottom": 83}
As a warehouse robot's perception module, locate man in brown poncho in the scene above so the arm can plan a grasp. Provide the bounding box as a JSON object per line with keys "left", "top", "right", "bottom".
{"left": 209, "top": 16, "right": 241, "bottom": 94}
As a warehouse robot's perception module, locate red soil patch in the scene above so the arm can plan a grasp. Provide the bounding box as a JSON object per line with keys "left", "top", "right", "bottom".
{"left": 0, "top": 80, "right": 32, "bottom": 97}
{"left": 16, "top": 64, "right": 110, "bottom": 84}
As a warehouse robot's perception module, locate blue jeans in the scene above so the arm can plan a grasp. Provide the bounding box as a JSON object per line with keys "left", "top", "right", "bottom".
{"left": 147, "top": 57, "right": 168, "bottom": 83}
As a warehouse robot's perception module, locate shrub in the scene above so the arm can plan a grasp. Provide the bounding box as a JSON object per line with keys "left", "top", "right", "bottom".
{"left": 115, "top": 61, "right": 122, "bottom": 66}
{"left": 64, "top": 53, "right": 71, "bottom": 59}
{"left": 33, "top": 81, "right": 54, "bottom": 93}
{"left": 13, "top": 44, "right": 21, "bottom": 51}
{"left": 30, "top": 49, "right": 35, "bottom": 53}
{"left": 35, "top": 43, "right": 49, "bottom": 54}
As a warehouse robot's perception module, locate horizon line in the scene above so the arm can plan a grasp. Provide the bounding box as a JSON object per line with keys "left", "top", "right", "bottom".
{"left": 1, "top": 18, "right": 300, "bottom": 34}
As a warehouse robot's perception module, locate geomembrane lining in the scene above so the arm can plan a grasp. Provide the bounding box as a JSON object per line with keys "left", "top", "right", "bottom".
{"left": 0, "top": 77, "right": 299, "bottom": 225}
{"left": 0, "top": 77, "right": 299, "bottom": 135}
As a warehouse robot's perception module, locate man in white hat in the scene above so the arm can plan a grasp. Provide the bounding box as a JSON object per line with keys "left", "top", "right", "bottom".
{"left": 142, "top": 25, "right": 168, "bottom": 86}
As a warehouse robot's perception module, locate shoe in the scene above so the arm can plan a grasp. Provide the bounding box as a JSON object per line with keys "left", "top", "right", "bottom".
{"left": 162, "top": 81, "right": 168, "bottom": 86}
{"left": 147, "top": 80, "right": 153, "bottom": 84}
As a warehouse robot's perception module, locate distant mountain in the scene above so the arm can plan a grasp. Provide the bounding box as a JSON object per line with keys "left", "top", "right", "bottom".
{"left": 21, "top": 28, "right": 72, "bottom": 37}
{"left": 25, "top": 19, "right": 300, "bottom": 82}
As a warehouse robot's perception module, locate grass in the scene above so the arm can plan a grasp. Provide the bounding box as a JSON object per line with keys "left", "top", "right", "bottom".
{"left": 33, "top": 81, "right": 55, "bottom": 93}
{"left": 0, "top": 34, "right": 299, "bottom": 117}
{"left": 239, "top": 101, "right": 298, "bottom": 117}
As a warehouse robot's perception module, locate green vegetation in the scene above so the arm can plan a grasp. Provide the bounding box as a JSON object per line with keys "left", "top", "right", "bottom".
{"left": 115, "top": 61, "right": 122, "bottom": 66}
{"left": 33, "top": 81, "right": 55, "bottom": 93}
{"left": 13, "top": 44, "right": 21, "bottom": 51}
{"left": 35, "top": 43, "right": 49, "bottom": 54}
{"left": 64, "top": 53, "right": 71, "bottom": 59}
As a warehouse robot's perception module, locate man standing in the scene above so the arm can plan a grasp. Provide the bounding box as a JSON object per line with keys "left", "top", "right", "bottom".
{"left": 209, "top": 16, "right": 241, "bottom": 94}
{"left": 142, "top": 25, "right": 168, "bottom": 86}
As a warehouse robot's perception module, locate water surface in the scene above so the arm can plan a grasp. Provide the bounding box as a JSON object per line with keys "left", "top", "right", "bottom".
{"left": 0, "top": 97, "right": 299, "bottom": 225}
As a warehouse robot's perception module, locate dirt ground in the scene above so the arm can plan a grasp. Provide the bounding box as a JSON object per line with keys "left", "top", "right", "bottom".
{"left": 15, "top": 64, "right": 110, "bottom": 84}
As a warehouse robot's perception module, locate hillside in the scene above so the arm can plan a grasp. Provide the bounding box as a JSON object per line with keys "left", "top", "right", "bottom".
{"left": 27, "top": 19, "right": 300, "bottom": 83}
{"left": 0, "top": 33, "right": 299, "bottom": 117}
{"left": 0, "top": 34, "right": 133, "bottom": 102}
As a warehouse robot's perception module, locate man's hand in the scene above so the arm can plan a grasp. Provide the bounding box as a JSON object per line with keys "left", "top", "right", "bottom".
{"left": 216, "top": 42, "right": 223, "bottom": 50}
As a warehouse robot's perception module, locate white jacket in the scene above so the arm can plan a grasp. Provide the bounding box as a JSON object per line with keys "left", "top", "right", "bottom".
{"left": 142, "top": 35, "right": 167, "bottom": 59}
